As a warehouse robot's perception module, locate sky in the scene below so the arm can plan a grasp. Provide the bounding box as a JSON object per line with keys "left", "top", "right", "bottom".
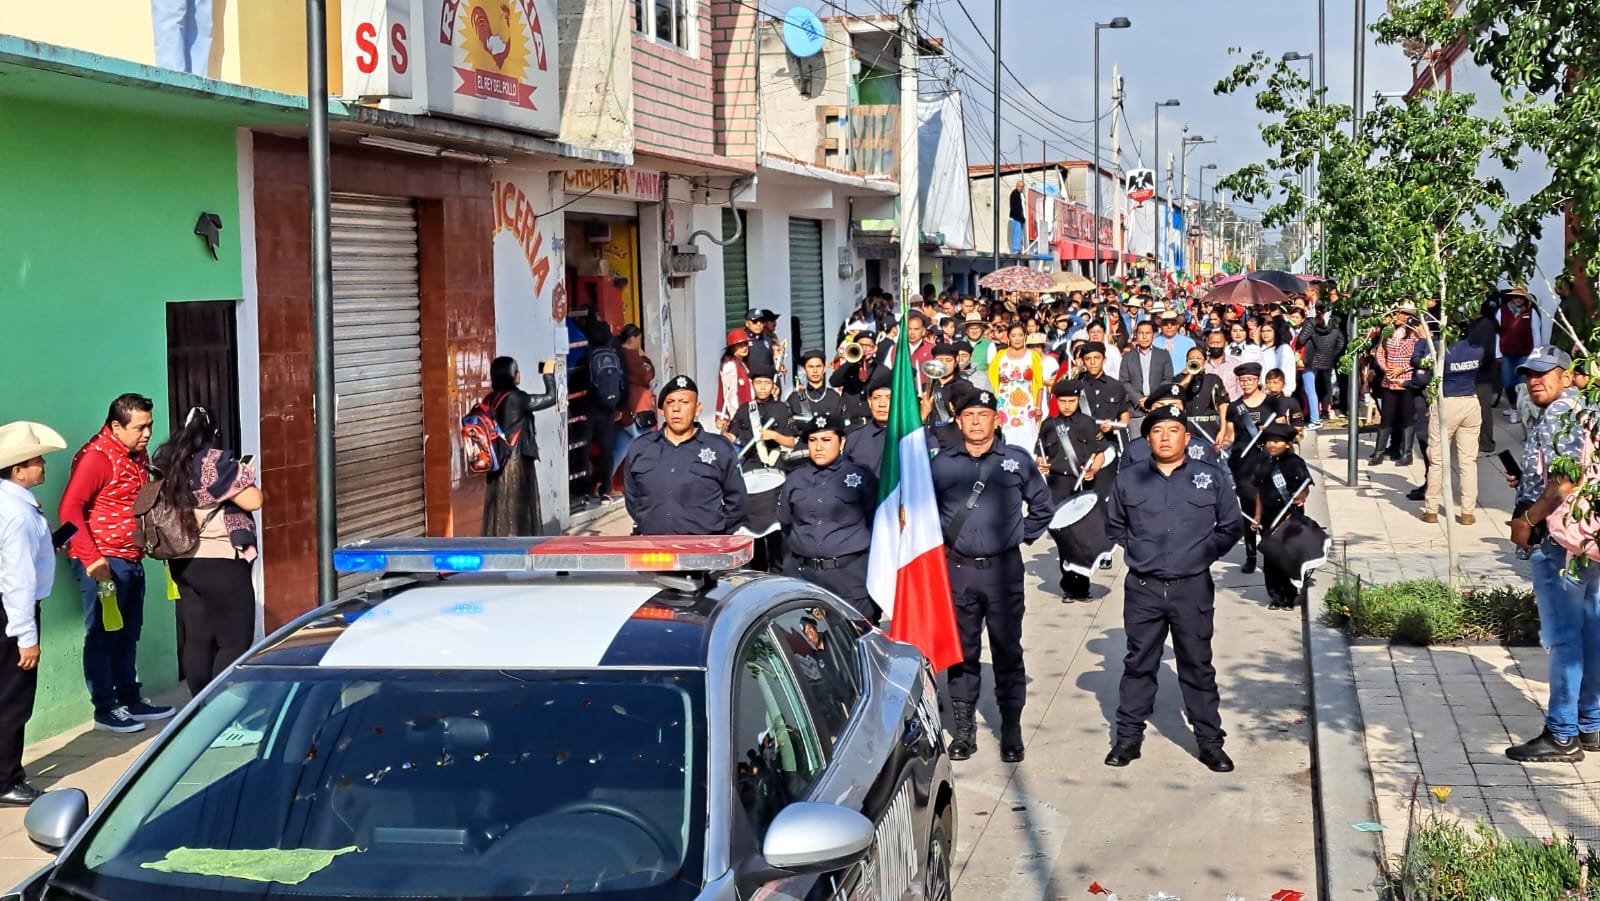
{"left": 828, "top": 0, "right": 1416, "bottom": 223}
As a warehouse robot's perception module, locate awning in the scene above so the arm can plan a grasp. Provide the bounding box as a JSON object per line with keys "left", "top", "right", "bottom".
{"left": 1054, "top": 239, "right": 1120, "bottom": 261}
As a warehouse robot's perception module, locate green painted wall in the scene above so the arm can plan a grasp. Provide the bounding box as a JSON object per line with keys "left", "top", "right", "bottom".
{"left": 0, "top": 96, "right": 242, "bottom": 740}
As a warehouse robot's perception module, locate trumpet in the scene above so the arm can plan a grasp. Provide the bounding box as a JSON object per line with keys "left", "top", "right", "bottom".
{"left": 1185, "top": 360, "right": 1204, "bottom": 375}
{"left": 840, "top": 343, "right": 864, "bottom": 364}
{"left": 921, "top": 359, "right": 951, "bottom": 381}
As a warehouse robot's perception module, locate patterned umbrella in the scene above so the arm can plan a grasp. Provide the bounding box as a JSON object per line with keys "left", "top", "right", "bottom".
{"left": 979, "top": 265, "right": 1056, "bottom": 293}
{"left": 1203, "top": 278, "right": 1291, "bottom": 307}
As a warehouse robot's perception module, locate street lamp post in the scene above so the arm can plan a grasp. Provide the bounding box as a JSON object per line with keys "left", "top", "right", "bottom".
{"left": 1093, "top": 17, "right": 1132, "bottom": 282}
{"left": 1283, "top": 51, "right": 1317, "bottom": 269}
{"left": 1181, "top": 134, "right": 1215, "bottom": 276}
{"left": 1153, "top": 99, "right": 1179, "bottom": 279}
{"left": 1198, "top": 162, "right": 1217, "bottom": 276}
{"left": 305, "top": 0, "right": 337, "bottom": 607}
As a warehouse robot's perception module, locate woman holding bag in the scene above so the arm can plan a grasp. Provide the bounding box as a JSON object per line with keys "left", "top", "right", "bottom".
{"left": 151, "top": 407, "right": 262, "bottom": 696}
{"left": 617, "top": 324, "right": 657, "bottom": 456}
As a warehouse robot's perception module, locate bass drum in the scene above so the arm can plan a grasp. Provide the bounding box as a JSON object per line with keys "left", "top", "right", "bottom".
{"left": 738, "top": 468, "right": 785, "bottom": 538}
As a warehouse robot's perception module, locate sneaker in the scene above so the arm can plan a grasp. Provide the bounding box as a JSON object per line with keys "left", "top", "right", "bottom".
{"left": 1509, "top": 410, "right": 1520, "bottom": 424}
{"left": 94, "top": 707, "right": 146, "bottom": 734}
{"left": 1506, "top": 728, "right": 1584, "bottom": 763}
{"left": 1582, "top": 732, "right": 1600, "bottom": 752}
{"left": 124, "top": 700, "right": 175, "bottom": 722}
{"left": 1305, "top": 422, "right": 1322, "bottom": 431}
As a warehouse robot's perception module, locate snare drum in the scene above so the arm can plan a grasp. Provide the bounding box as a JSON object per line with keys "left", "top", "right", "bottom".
{"left": 741, "top": 468, "right": 786, "bottom": 495}
{"left": 1049, "top": 492, "right": 1100, "bottom": 530}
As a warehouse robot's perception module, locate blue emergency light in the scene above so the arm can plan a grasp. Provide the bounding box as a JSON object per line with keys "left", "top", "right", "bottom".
{"left": 331, "top": 536, "right": 755, "bottom": 576}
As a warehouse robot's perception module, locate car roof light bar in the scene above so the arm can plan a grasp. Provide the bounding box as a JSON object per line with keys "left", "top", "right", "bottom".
{"left": 332, "top": 535, "right": 755, "bottom": 575}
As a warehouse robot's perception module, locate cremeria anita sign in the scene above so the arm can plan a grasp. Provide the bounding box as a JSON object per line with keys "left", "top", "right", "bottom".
{"left": 342, "top": 0, "right": 560, "bottom": 137}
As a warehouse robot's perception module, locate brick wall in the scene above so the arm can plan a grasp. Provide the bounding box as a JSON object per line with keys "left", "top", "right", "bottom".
{"left": 631, "top": 2, "right": 716, "bottom": 158}
{"left": 251, "top": 134, "right": 496, "bottom": 629}
{"left": 709, "top": 0, "right": 758, "bottom": 160}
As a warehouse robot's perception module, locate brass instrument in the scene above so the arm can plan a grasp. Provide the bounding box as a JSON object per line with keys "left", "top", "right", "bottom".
{"left": 841, "top": 343, "right": 865, "bottom": 364}
{"left": 1185, "top": 360, "right": 1204, "bottom": 375}
{"left": 921, "top": 359, "right": 951, "bottom": 381}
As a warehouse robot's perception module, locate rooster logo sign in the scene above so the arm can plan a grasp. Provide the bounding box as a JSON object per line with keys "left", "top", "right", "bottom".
{"left": 441, "top": 0, "right": 549, "bottom": 110}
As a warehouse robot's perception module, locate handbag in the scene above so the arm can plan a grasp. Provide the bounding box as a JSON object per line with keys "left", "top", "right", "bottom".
{"left": 1546, "top": 437, "right": 1600, "bottom": 563}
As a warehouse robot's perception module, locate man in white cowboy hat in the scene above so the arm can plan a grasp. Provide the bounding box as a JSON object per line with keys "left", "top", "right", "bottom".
{"left": 0, "top": 421, "right": 69, "bottom": 805}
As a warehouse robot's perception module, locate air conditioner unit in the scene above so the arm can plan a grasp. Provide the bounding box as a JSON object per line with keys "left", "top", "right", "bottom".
{"left": 584, "top": 223, "right": 613, "bottom": 243}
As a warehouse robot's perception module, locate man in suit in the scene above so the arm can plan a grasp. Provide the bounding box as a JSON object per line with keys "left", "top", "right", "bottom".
{"left": 1119, "top": 320, "right": 1174, "bottom": 414}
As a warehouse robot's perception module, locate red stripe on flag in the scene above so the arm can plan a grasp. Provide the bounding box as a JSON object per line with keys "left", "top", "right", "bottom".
{"left": 888, "top": 544, "right": 963, "bottom": 672}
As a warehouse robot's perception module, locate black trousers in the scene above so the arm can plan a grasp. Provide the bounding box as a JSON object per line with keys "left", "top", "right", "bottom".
{"left": 171, "top": 558, "right": 256, "bottom": 696}
{"left": 588, "top": 403, "right": 618, "bottom": 496}
{"left": 946, "top": 547, "right": 1027, "bottom": 710}
{"left": 1380, "top": 387, "right": 1417, "bottom": 452}
{"left": 1474, "top": 382, "right": 1498, "bottom": 453}
{"left": 1116, "top": 571, "right": 1224, "bottom": 746}
{"left": 0, "top": 604, "right": 38, "bottom": 790}
{"left": 785, "top": 552, "right": 876, "bottom": 622}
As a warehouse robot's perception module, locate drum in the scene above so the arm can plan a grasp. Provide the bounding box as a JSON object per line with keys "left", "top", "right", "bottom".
{"left": 742, "top": 468, "right": 786, "bottom": 494}
{"left": 740, "top": 467, "right": 785, "bottom": 538}
{"left": 1049, "top": 492, "right": 1100, "bottom": 530}
{"left": 1100, "top": 442, "right": 1119, "bottom": 466}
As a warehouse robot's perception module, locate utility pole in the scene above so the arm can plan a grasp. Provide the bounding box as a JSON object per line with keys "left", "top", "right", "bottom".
{"left": 899, "top": 0, "right": 922, "bottom": 305}
{"left": 305, "top": 0, "right": 337, "bottom": 606}
{"left": 990, "top": 0, "right": 1002, "bottom": 272}
{"left": 1093, "top": 18, "right": 1132, "bottom": 282}
{"left": 1111, "top": 68, "right": 1124, "bottom": 278}
{"left": 1348, "top": 0, "right": 1367, "bottom": 487}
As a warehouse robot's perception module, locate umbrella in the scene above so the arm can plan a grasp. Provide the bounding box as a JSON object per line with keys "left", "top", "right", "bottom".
{"left": 1203, "top": 278, "right": 1291, "bottom": 307}
{"left": 1050, "top": 270, "right": 1096, "bottom": 292}
{"left": 979, "top": 265, "right": 1056, "bottom": 293}
{"left": 1246, "top": 270, "right": 1310, "bottom": 295}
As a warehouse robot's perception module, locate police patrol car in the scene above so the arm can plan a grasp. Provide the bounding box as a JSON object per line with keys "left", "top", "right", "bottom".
{"left": 9, "top": 536, "right": 955, "bottom": 901}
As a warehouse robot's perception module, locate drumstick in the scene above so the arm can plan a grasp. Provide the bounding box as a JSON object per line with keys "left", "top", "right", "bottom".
{"left": 1268, "top": 478, "right": 1313, "bottom": 532}
{"left": 737, "top": 419, "right": 775, "bottom": 459}
{"left": 1237, "top": 413, "right": 1279, "bottom": 459}
{"left": 1189, "top": 421, "right": 1216, "bottom": 446}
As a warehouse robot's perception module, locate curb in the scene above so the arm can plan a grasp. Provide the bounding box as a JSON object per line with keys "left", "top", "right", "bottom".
{"left": 1305, "top": 440, "right": 1388, "bottom": 897}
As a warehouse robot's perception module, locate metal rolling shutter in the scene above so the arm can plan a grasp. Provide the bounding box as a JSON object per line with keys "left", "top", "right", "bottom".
{"left": 331, "top": 195, "right": 426, "bottom": 550}
{"left": 787, "top": 218, "right": 825, "bottom": 355}
{"left": 722, "top": 208, "right": 750, "bottom": 331}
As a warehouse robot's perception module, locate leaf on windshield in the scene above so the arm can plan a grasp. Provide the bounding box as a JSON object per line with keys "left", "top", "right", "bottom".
{"left": 140, "top": 846, "right": 361, "bottom": 884}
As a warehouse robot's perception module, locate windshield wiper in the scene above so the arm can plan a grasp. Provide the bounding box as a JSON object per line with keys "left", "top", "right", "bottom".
{"left": 45, "top": 879, "right": 111, "bottom": 901}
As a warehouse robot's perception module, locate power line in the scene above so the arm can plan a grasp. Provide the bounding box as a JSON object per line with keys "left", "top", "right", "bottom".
{"left": 946, "top": 0, "right": 1107, "bottom": 128}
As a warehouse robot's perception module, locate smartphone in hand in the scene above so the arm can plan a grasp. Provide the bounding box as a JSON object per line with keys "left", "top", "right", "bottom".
{"left": 1498, "top": 450, "right": 1523, "bottom": 480}
{"left": 51, "top": 522, "right": 78, "bottom": 551}
{"left": 239, "top": 454, "right": 255, "bottom": 467}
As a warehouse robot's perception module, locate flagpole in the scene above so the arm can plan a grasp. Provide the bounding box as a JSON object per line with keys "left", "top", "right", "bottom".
{"left": 898, "top": 0, "right": 922, "bottom": 312}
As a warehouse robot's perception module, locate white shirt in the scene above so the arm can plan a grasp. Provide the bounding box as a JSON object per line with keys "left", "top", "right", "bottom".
{"left": 0, "top": 479, "right": 53, "bottom": 648}
{"left": 1261, "top": 344, "right": 1298, "bottom": 395}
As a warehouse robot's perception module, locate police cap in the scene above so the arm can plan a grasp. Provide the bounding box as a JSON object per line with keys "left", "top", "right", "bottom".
{"left": 799, "top": 348, "right": 826, "bottom": 366}
{"left": 658, "top": 375, "right": 698, "bottom": 406}
{"left": 953, "top": 389, "right": 998, "bottom": 415}
{"left": 748, "top": 362, "right": 777, "bottom": 380}
{"left": 932, "top": 342, "right": 959, "bottom": 358}
{"left": 1233, "top": 361, "right": 1263, "bottom": 378}
{"left": 1140, "top": 404, "right": 1188, "bottom": 437}
{"left": 865, "top": 366, "right": 894, "bottom": 396}
{"left": 1144, "top": 381, "right": 1185, "bottom": 409}
{"left": 1079, "top": 341, "right": 1108, "bottom": 358}
{"left": 801, "top": 413, "right": 846, "bottom": 440}
{"left": 1052, "top": 377, "right": 1084, "bottom": 398}
{"left": 1261, "top": 422, "right": 1298, "bottom": 443}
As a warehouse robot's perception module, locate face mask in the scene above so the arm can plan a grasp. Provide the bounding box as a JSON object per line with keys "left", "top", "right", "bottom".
{"left": 1207, "top": 346, "right": 1225, "bottom": 360}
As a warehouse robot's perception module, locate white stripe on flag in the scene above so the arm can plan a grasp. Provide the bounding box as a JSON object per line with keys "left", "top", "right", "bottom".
{"left": 866, "top": 426, "right": 942, "bottom": 619}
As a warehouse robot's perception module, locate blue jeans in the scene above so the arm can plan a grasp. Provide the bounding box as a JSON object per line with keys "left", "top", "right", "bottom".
{"left": 1529, "top": 546, "right": 1600, "bottom": 739}
{"left": 1009, "top": 220, "right": 1024, "bottom": 253}
{"left": 70, "top": 558, "right": 147, "bottom": 715}
{"left": 1502, "top": 355, "right": 1528, "bottom": 397}
{"left": 1301, "top": 371, "right": 1322, "bottom": 425}
{"left": 151, "top": 0, "right": 213, "bottom": 76}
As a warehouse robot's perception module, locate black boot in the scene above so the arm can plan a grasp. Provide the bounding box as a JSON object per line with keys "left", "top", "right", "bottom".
{"left": 1397, "top": 428, "right": 1415, "bottom": 466}
{"left": 1367, "top": 428, "right": 1390, "bottom": 465}
{"left": 999, "top": 707, "right": 1025, "bottom": 763}
{"left": 1241, "top": 528, "right": 1257, "bottom": 574}
{"left": 1061, "top": 573, "right": 1091, "bottom": 602}
{"left": 947, "top": 701, "right": 977, "bottom": 761}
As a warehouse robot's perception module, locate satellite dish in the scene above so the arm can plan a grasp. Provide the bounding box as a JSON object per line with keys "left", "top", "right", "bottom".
{"left": 782, "top": 7, "right": 825, "bottom": 58}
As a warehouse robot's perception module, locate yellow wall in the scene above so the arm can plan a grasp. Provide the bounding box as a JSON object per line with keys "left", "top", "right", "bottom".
{"left": 0, "top": 1, "right": 157, "bottom": 67}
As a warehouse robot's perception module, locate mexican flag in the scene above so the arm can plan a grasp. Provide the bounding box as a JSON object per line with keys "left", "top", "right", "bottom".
{"left": 866, "top": 324, "right": 963, "bottom": 672}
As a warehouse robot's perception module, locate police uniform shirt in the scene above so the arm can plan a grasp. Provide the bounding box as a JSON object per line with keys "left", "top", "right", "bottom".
{"left": 778, "top": 459, "right": 879, "bottom": 559}
{"left": 1106, "top": 456, "right": 1244, "bottom": 579}
{"left": 1079, "top": 372, "right": 1133, "bottom": 423}
{"left": 727, "top": 398, "right": 795, "bottom": 470}
{"left": 1252, "top": 451, "right": 1313, "bottom": 529}
{"left": 1121, "top": 431, "right": 1230, "bottom": 471}
{"left": 1038, "top": 411, "right": 1103, "bottom": 500}
{"left": 746, "top": 332, "right": 777, "bottom": 374}
{"left": 622, "top": 425, "right": 747, "bottom": 535}
{"left": 786, "top": 383, "right": 845, "bottom": 425}
{"left": 843, "top": 419, "right": 887, "bottom": 474}
{"left": 929, "top": 439, "right": 1054, "bottom": 557}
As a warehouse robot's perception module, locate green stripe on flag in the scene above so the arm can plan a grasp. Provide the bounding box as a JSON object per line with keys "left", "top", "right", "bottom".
{"left": 877, "top": 301, "right": 924, "bottom": 503}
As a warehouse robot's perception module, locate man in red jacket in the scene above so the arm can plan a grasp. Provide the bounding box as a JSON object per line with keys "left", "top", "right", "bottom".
{"left": 58, "top": 394, "right": 174, "bottom": 734}
{"left": 1498, "top": 286, "right": 1540, "bottom": 422}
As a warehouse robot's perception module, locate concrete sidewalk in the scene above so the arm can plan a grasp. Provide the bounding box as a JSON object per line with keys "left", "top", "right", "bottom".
{"left": 1307, "top": 412, "right": 1600, "bottom": 868}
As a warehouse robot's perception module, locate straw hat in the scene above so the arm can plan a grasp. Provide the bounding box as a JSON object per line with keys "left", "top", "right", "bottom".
{"left": 0, "top": 421, "right": 67, "bottom": 470}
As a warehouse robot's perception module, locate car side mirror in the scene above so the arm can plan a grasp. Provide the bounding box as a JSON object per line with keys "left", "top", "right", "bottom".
{"left": 760, "top": 802, "right": 875, "bottom": 875}
{"left": 24, "top": 788, "right": 89, "bottom": 851}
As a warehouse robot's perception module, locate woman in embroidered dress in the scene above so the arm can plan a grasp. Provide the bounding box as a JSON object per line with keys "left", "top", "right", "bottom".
{"left": 988, "top": 323, "right": 1045, "bottom": 451}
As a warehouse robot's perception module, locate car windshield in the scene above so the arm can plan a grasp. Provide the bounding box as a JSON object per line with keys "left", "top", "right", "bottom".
{"left": 51, "top": 667, "right": 707, "bottom": 901}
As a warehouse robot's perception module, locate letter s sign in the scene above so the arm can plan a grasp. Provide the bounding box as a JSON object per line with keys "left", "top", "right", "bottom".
{"left": 342, "top": 0, "right": 414, "bottom": 100}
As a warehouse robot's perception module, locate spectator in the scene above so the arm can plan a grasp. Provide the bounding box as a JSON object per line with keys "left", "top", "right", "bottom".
{"left": 1498, "top": 286, "right": 1541, "bottom": 422}
{"left": 0, "top": 421, "right": 69, "bottom": 805}
{"left": 152, "top": 407, "right": 262, "bottom": 695}
{"left": 717, "top": 329, "right": 754, "bottom": 425}
{"left": 1468, "top": 297, "right": 1502, "bottom": 454}
{"left": 1120, "top": 320, "right": 1174, "bottom": 411}
{"left": 585, "top": 320, "right": 622, "bottom": 503}
{"left": 482, "top": 356, "right": 558, "bottom": 536}
{"left": 1367, "top": 309, "right": 1423, "bottom": 466}
{"left": 1257, "top": 322, "right": 1298, "bottom": 398}
{"left": 1420, "top": 335, "right": 1485, "bottom": 525}
{"left": 1009, "top": 181, "right": 1026, "bottom": 253}
{"left": 1504, "top": 347, "right": 1597, "bottom": 763}
{"left": 59, "top": 394, "right": 174, "bottom": 734}
{"left": 618, "top": 323, "right": 657, "bottom": 434}
{"left": 1300, "top": 309, "right": 1347, "bottom": 430}
{"left": 1155, "top": 310, "right": 1196, "bottom": 372}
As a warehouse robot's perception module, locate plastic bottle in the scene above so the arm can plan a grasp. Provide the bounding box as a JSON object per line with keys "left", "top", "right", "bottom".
{"left": 97, "top": 580, "right": 124, "bottom": 632}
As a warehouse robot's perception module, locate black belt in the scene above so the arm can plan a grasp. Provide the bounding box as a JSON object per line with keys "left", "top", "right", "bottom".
{"left": 796, "top": 551, "right": 864, "bottom": 571}
{"left": 1129, "top": 570, "right": 1206, "bottom": 585}
{"left": 946, "top": 549, "right": 1005, "bottom": 568}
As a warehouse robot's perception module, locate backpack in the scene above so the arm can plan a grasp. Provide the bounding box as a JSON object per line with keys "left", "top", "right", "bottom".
{"left": 589, "top": 346, "right": 625, "bottom": 410}
{"left": 461, "top": 392, "right": 514, "bottom": 475}
{"left": 132, "top": 479, "right": 220, "bottom": 561}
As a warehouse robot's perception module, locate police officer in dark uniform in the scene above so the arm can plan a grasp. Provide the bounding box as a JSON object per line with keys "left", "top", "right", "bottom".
{"left": 931, "top": 389, "right": 1054, "bottom": 763}
{"left": 1122, "top": 382, "right": 1231, "bottom": 472}
{"left": 778, "top": 414, "right": 880, "bottom": 622}
{"left": 1076, "top": 341, "right": 1133, "bottom": 501}
{"left": 843, "top": 367, "right": 893, "bottom": 474}
{"left": 744, "top": 308, "right": 781, "bottom": 375}
{"left": 1104, "top": 405, "right": 1244, "bottom": 773}
{"left": 622, "top": 376, "right": 747, "bottom": 535}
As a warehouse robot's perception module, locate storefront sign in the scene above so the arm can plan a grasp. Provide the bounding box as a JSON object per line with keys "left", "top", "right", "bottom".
{"left": 342, "top": 0, "right": 560, "bottom": 136}
{"left": 563, "top": 168, "right": 664, "bottom": 203}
